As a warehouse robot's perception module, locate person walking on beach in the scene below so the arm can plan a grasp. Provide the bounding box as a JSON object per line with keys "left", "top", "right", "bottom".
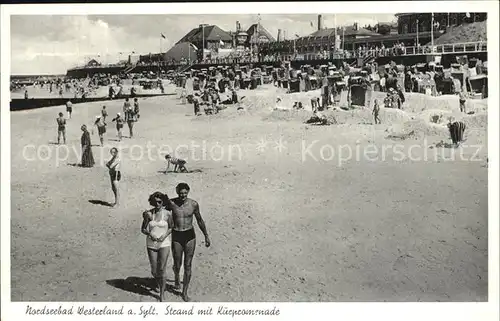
{"left": 141, "top": 192, "right": 173, "bottom": 302}
{"left": 372, "top": 99, "right": 381, "bottom": 124}
{"left": 170, "top": 183, "right": 211, "bottom": 302}
{"left": 106, "top": 147, "right": 121, "bottom": 207}
{"left": 125, "top": 103, "right": 136, "bottom": 138}
{"left": 66, "top": 100, "right": 73, "bottom": 119}
{"left": 56, "top": 112, "right": 66, "bottom": 144}
{"left": 80, "top": 125, "right": 95, "bottom": 168}
{"left": 111, "top": 113, "right": 125, "bottom": 142}
{"left": 93, "top": 115, "right": 107, "bottom": 146}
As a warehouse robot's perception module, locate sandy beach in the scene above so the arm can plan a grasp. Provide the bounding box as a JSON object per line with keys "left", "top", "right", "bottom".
{"left": 11, "top": 86, "right": 488, "bottom": 302}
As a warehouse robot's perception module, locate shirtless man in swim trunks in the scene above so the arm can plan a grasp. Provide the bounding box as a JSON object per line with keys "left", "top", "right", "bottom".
{"left": 169, "top": 183, "right": 210, "bottom": 302}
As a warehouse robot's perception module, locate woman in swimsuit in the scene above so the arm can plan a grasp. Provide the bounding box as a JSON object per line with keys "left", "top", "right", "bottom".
{"left": 141, "top": 192, "right": 173, "bottom": 302}
{"left": 105, "top": 147, "right": 121, "bottom": 207}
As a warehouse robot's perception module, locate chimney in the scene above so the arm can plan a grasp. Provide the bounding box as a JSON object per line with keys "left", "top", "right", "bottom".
{"left": 353, "top": 22, "right": 359, "bottom": 31}
{"left": 236, "top": 21, "right": 240, "bottom": 32}
{"left": 277, "top": 29, "right": 282, "bottom": 42}
{"left": 318, "top": 14, "right": 323, "bottom": 31}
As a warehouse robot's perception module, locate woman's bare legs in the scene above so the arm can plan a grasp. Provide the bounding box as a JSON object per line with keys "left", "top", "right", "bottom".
{"left": 147, "top": 248, "right": 158, "bottom": 291}
{"left": 157, "top": 247, "right": 170, "bottom": 302}
{"left": 111, "top": 179, "right": 120, "bottom": 207}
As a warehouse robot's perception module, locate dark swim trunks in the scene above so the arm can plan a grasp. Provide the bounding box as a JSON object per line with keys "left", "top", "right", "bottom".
{"left": 172, "top": 229, "right": 195, "bottom": 247}
{"left": 110, "top": 170, "right": 121, "bottom": 181}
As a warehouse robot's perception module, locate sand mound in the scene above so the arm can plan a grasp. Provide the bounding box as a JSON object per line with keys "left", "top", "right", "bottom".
{"left": 371, "top": 91, "right": 488, "bottom": 115}
{"left": 386, "top": 118, "right": 449, "bottom": 140}
{"left": 462, "top": 113, "right": 488, "bottom": 128}
{"left": 263, "top": 108, "right": 312, "bottom": 122}
{"left": 431, "top": 21, "right": 487, "bottom": 45}
{"left": 418, "top": 109, "right": 455, "bottom": 124}
{"left": 237, "top": 86, "right": 321, "bottom": 114}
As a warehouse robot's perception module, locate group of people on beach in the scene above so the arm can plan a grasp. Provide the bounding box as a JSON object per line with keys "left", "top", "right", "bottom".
{"left": 57, "top": 95, "right": 210, "bottom": 302}
{"left": 55, "top": 97, "right": 141, "bottom": 207}
{"left": 141, "top": 184, "right": 210, "bottom": 302}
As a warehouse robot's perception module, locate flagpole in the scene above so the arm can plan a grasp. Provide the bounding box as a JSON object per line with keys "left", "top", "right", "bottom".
{"left": 334, "top": 14, "right": 337, "bottom": 52}
{"left": 416, "top": 18, "right": 419, "bottom": 46}
{"left": 342, "top": 27, "right": 345, "bottom": 51}
{"left": 202, "top": 24, "right": 205, "bottom": 61}
{"left": 431, "top": 13, "right": 434, "bottom": 53}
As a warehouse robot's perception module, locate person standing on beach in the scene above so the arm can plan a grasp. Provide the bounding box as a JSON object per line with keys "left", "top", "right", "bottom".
{"left": 459, "top": 91, "right": 467, "bottom": 113}
{"left": 80, "top": 125, "right": 95, "bottom": 168}
{"left": 66, "top": 100, "right": 73, "bottom": 119}
{"left": 93, "top": 115, "right": 107, "bottom": 147}
{"left": 396, "top": 85, "right": 405, "bottom": 109}
{"left": 170, "top": 183, "right": 210, "bottom": 302}
{"left": 56, "top": 112, "right": 66, "bottom": 144}
{"left": 125, "top": 104, "right": 136, "bottom": 138}
{"left": 141, "top": 192, "right": 173, "bottom": 302}
{"left": 133, "top": 98, "right": 140, "bottom": 120}
{"left": 101, "top": 106, "right": 108, "bottom": 122}
{"left": 106, "top": 147, "right": 121, "bottom": 207}
{"left": 111, "top": 113, "right": 125, "bottom": 142}
{"left": 372, "top": 99, "right": 381, "bottom": 124}
{"left": 123, "top": 97, "right": 131, "bottom": 114}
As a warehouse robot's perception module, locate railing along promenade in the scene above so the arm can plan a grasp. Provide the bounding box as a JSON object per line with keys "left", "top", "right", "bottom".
{"left": 67, "top": 41, "right": 487, "bottom": 72}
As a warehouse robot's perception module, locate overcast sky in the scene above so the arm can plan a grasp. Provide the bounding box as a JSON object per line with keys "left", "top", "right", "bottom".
{"left": 10, "top": 14, "right": 396, "bottom": 75}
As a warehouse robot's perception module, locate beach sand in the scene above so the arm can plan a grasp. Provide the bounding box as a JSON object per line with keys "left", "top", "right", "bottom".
{"left": 11, "top": 87, "right": 488, "bottom": 302}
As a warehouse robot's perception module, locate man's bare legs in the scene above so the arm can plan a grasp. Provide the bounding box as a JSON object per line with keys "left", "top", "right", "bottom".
{"left": 182, "top": 239, "right": 196, "bottom": 302}
{"left": 172, "top": 241, "right": 183, "bottom": 290}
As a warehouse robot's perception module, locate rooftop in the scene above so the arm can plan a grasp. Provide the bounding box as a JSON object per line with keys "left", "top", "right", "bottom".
{"left": 304, "top": 25, "right": 381, "bottom": 39}
{"left": 176, "top": 24, "right": 233, "bottom": 44}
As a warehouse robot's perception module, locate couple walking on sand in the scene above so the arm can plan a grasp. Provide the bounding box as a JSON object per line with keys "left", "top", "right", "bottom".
{"left": 141, "top": 183, "right": 210, "bottom": 302}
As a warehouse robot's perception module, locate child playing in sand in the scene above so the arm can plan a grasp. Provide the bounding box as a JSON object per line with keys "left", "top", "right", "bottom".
{"left": 165, "top": 155, "right": 188, "bottom": 173}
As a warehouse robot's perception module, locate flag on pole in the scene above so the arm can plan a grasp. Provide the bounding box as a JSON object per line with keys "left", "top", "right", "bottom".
{"left": 161, "top": 33, "right": 166, "bottom": 39}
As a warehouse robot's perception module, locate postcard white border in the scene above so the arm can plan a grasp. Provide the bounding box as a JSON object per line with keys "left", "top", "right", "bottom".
{"left": 1, "top": 1, "right": 499, "bottom": 321}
